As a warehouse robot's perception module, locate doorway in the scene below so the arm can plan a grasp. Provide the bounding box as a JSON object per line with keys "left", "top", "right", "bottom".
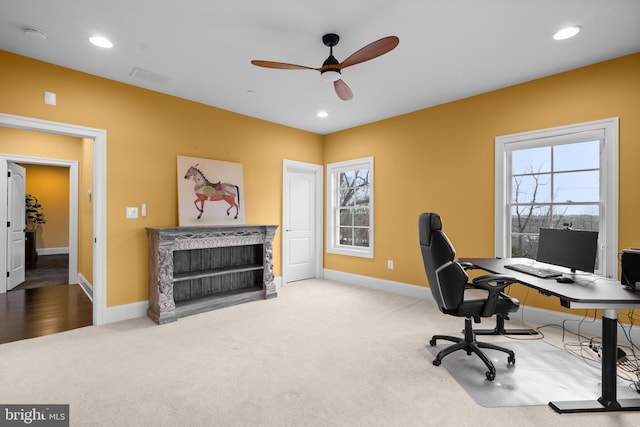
{"left": 282, "top": 160, "right": 323, "bottom": 284}
{"left": 2, "top": 157, "right": 79, "bottom": 291}
{"left": 0, "top": 113, "right": 107, "bottom": 325}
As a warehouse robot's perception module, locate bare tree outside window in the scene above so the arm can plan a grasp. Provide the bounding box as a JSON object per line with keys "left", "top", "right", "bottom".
{"left": 338, "top": 169, "right": 370, "bottom": 247}
{"left": 327, "top": 157, "right": 374, "bottom": 258}
{"left": 510, "top": 141, "right": 600, "bottom": 259}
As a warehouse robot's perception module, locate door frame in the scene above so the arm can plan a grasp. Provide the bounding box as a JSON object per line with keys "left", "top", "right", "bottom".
{"left": 282, "top": 160, "right": 323, "bottom": 285}
{"left": 0, "top": 113, "right": 107, "bottom": 325}
{"left": 2, "top": 156, "right": 79, "bottom": 290}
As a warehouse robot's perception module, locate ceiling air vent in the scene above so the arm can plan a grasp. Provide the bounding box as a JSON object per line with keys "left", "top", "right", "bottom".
{"left": 129, "top": 67, "right": 171, "bottom": 85}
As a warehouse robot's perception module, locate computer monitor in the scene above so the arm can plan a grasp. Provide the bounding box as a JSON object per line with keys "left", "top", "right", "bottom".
{"left": 536, "top": 228, "right": 599, "bottom": 273}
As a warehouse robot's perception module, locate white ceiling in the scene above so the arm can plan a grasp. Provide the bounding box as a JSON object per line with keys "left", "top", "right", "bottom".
{"left": 1, "top": 1, "right": 639, "bottom": 135}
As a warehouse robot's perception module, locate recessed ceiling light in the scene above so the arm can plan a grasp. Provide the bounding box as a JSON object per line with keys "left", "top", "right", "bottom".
{"left": 553, "top": 26, "right": 581, "bottom": 41}
{"left": 89, "top": 36, "right": 113, "bottom": 48}
{"left": 317, "top": 111, "right": 329, "bottom": 118}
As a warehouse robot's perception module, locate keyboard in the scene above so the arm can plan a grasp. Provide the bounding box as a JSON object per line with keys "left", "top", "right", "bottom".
{"left": 504, "top": 263, "right": 563, "bottom": 279}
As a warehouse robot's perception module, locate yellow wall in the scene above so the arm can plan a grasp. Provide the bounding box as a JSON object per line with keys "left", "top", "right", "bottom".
{"left": 324, "top": 52, "right": 640, "bottom": 316}
{"left": 0, "top": 127, "right": 82, "bottom": 159}
{"left": 79, "top": 138, "right": 94, "bottom": 283}
{"left": 0, "top": 129, "right": 78, "bottom": 251}
{"left": 0, "top": 128, "right": 94, "bottom": 280}
{"left": 0, "top": 51, "right": 324, "bottom": 307}
{"left": 2, "top": 49, "right": 639, "bottom": 318}
{"left": 24, "top": 164, "right": 69, "bottom": 249}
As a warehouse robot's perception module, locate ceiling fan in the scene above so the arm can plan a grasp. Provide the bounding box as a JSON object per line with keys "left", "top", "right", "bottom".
{"left": 251, "top": 34, "right": 399, "bottom": 101}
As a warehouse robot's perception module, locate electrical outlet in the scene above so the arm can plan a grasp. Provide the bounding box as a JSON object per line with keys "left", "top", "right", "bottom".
{"left": 387, "top": 260, "right": 394, "bottom": 269}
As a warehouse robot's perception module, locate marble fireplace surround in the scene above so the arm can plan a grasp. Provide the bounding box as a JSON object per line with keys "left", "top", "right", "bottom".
{"left": 146, "top": 225, "right": 278, "bottom": 324}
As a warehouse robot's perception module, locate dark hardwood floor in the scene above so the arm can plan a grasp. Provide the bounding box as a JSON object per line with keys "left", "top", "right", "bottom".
{"left": 14, "top": 253, "right": 70, "bottom": 289}
{"left": 1, "top": 255, "right": 93, "bottom": 345}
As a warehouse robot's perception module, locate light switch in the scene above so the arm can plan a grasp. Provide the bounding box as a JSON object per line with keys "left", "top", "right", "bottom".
{"left": 141, "top": 203, "right": 147, "bottom": 217}
{"left": 126, "top": 207, "right": 139, "bottom": 219}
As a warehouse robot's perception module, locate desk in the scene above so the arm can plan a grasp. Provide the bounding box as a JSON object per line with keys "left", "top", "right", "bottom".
{"left": 461, "top": 257, "right": 640, "bottom": 414}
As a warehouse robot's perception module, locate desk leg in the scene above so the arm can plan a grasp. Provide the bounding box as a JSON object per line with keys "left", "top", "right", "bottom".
{"left": 550, "top": 309, "right": 640, "bottom": 413}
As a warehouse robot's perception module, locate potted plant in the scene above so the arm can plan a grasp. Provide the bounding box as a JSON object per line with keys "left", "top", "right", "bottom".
{"left": 26, "top": 193, "right": 46, "bottom": 231}
{"left": 25, "top": 194, "right": 46, "bottom": 269}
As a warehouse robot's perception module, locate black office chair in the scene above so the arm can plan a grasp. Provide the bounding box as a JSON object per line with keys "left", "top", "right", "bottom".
{"left": 418, "top": 212, "right": 519, "bottom": 381}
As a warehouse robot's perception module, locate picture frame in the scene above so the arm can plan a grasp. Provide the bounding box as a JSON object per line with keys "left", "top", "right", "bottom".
{"left": 177, "top": 155, "right": 245, "bottom": 225}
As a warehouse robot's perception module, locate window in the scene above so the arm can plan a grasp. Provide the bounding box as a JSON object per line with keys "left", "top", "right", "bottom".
{"left": 510, "top": 140, "right": 600, "bottom": 258}
{"left": 326, "top": 157, "right": 374, "bottom": 258}
{"left": 495, "top": 119, "right": 618, "bottom": 277}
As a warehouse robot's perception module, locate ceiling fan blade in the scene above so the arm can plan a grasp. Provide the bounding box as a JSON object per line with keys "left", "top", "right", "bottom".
{"left": 334, "top": 79, "right": 353, "bottom": 101}
{"left": 338, "top": 36, "right": 399, "bottom": 69}
{"left": 251, "top": 60, "right": 319, "bottom": 71}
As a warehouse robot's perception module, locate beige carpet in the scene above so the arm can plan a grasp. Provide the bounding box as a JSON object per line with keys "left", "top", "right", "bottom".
{"left": 0, "top": 279, "right": 637, "bottom": 426}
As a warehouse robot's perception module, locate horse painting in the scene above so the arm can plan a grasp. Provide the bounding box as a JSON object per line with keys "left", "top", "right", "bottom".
{"left": 184, "top": 165, "right": 241, "bottom": 220}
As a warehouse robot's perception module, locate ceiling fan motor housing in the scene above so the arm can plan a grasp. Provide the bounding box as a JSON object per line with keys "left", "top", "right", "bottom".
{"left": 321, "top": 34, "right": 341, "bottom": 80}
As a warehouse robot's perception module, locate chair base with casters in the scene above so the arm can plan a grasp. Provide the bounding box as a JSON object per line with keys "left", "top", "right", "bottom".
{"left": 431, "top": 317, "right": 516, "bottom": 381}
{"left": 470, "top": 314, "right": 538, "bottom": 336}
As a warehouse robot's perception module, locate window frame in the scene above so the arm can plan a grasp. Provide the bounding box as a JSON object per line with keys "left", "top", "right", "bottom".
{"left": 495, "top": 118, "right": 619, "bottom": 278}
{"left": 326, "top": 157, "right": 374, "bottom": 258}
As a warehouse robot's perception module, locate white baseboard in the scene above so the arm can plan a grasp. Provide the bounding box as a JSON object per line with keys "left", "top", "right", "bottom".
{"left": 37, "top": 247, "right": 69, "bottom": 255}
{"left": 105, "top": 300, "right": 149, "bottom": 324}
{"left": 77, "top": 273, "right": 93, "bottom": 301}
{"left": 323, "top": 269, "right": 640, "bottom": 345}
{"left": 103, "top": 275, "right": 285, "bottom": 324}
{"left": 324, "top": 269, "right": 429, "bottom": 300}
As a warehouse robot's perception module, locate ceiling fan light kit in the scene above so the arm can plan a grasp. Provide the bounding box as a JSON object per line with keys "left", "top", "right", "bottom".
{"left": 321, "top": 69, "right": 341, "bottom": 82}
{"left": 251, "top": 33, "right": 399, "bottom": 101}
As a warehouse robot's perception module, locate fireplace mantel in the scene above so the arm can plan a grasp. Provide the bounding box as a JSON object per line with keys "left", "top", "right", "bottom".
{"left": 146, "top": 225, "right": 278, "bottom": 324}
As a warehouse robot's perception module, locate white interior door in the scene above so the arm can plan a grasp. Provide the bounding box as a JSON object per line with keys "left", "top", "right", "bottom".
{"left": 283, "top": 160, "right": 323, "bottom": 284}
{"left": 7, "top": 162, "right": 26, "bottom": 289}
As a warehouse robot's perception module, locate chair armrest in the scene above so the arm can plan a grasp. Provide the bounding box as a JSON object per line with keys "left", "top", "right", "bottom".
{"left": 473, "top": 274, "right": 517, "bottom": 288}
{"left": 459, "top": 261, "right": 476, "bottom": 271}
{"left": 471, "top": 274, "right": 518, "bottom": 317}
